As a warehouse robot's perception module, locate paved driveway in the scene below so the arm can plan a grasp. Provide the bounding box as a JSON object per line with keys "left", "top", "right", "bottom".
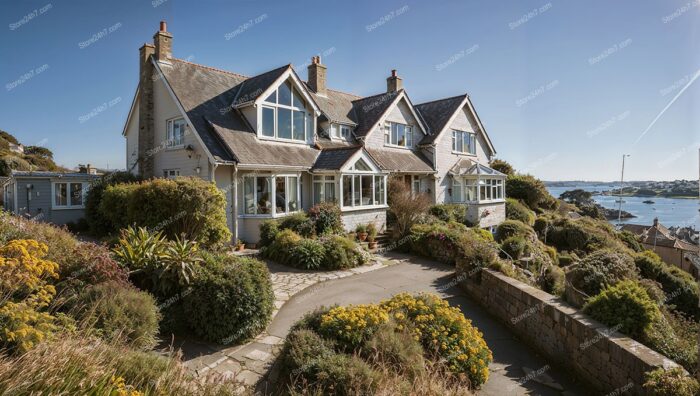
{"left": 264, "top": 252, "right": 591, "bottom": 395}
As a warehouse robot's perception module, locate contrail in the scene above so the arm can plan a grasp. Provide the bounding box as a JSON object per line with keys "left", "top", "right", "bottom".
{"left": 634, "top": 68, "right": 700, "bottom": 145}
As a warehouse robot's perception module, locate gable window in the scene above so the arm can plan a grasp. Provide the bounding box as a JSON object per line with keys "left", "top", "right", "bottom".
{"left": 53, "top": 182, "right": 88, "bottom": 209}
{"left": 313, "top": 175, "right": 336, "bottom": 204}
{"left": 384, "top": 122, "right": 413, "bottom": 148}
{"left": 452, "top": 130, "right": 476, "bottom": 155}
{"left": 340, "top": 157, "right": 386, "bottom": 209}
{"left": 242, "top": 174, "right": 300, "bottom": 216}
{"left": 260, "top": 80, "right": 312, "bottom": 142}
{"left": 164, "top": 169, "right": 180, "bottom": 179}
{"left": 167, "top": 118, "right": 186, "bottom": 147}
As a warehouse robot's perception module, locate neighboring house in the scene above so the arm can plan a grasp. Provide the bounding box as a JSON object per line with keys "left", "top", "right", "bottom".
{"left": 621, "top": 218, "right": 700, "bottom": 279}
{"left": 8, "top": 143, "right": 24, "bottom": 154}
{"left": 2, "top": 170, "right": 100, "bottom": 225}
{"left": 123, "top": 22, "right": 505, "bottom": 244}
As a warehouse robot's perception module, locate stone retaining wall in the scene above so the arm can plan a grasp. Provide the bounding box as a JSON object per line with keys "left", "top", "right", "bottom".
{"left": 459, "top": 269, "right": 682, "bottom": 394}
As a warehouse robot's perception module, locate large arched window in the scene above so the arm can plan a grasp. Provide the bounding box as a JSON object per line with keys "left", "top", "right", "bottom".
{"left": 260, "top": 80, "right": 313, "bottom": 142}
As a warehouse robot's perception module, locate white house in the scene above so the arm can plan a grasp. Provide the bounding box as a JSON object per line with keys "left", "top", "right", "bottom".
{"left": 123, "top": 22, "right": 505, "bottom": 243}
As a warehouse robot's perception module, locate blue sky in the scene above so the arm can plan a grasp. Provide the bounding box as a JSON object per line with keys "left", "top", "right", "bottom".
{"left": 0, "top": 0, "right": 698, "bottom": 181}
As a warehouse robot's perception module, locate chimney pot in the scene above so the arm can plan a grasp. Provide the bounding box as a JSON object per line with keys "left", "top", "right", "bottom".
{"left": 153, "top": 21, "right": 173, "bottom": 60}
{"left": 392, "top": 69, "right": 397, "bottom": 77}
{"left": 160, "top": 21, "right": 167, "bottom": 32}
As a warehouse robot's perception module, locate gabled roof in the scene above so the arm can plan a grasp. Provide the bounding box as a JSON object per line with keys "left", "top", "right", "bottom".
{"left": 620, "top": 222, "right": 699, "bottom": 252}
{"left": 231, "top": 64, "right": 288, "bottom": 106}
{"left": 350, "top": 91, "right": 402, "bottom": 137}
{"left": 415, "top": 94, "right": 467, "bottom": 143}
{"left": 365, "top": 148, "right": 434, "bottom": 173}
{"left": 312, "top": 146, "right": 362, "bottom": 171}
{"left": 449, "top": 159, "right": 505, "bottom": 177}
{"left": 306, "top": 86, "right": 361, "bottom": 126}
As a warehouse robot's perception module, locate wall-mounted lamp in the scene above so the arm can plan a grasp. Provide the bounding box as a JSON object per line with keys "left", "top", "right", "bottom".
{"left": 195, "top": 166, "right": 201, "bottom": 174}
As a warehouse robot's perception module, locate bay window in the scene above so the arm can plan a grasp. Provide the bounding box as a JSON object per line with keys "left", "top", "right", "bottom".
{"left": 340, "top": 158, "right": 387, "bottom": 209}
{"left": 384, "top": 122, "right": 413, "bottom": 148}
{"left": 242, "top": 174, "right": 299, "bottom": 216}
{"left": 452, "top": 130, "right": 476, "bottom": 155}
{"left": 452, "top": 177, "right": 503, "bottom": 203}
{"left": 260, "top": 80, "right": 312, "bottom": 142}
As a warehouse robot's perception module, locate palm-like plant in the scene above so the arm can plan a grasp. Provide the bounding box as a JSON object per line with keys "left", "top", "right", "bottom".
{"left": 112, "top": 227, "right": 168, "bottom": 272}
{"left": 157, "top": 235, "right": 203, "bottom": 296}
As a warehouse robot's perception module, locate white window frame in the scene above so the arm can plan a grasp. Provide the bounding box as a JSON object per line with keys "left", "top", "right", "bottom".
{"left": 452, "top": 130, "right": 477, "bottom": 155}
{"left": 313, "top": 175, "right": 338, "bottom": 205}
{"left": 339, "top": 158, "right": 387, "bottom": 211}
{"left": 384, "top": 122, "right": 413, "bottom": 148}
{"left": 259, "top": 80, "right": 312, "bottom": 143}
{"left": 240, "top": 173, "right": 302, "bottom": 218}
{"left": 452, "top": 176, "right": 504, "bottom": 204}
{"left": 163, "top": 169, "right": 180, "bottom": 179}
{"left": 166, "top": 117, "right": 186, "bottom": 149}
{"left": 52, "top": 181, "right": 89, "bottom": 210}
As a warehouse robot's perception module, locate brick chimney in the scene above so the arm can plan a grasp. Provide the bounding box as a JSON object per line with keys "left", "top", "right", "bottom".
{"left": 307, "top": 56, "right": 327, "bottom": 95}
{"left": 153, "top": 20, "right": 172, "bottom": 61}
{"left": 653, "top": 217, "right": 659, "bottom": 227}
{"left": 387, "top": 69, "right": 402, "bottom": 93}
{"left": 136, "top": 25, "right": 159, "bottom": 178}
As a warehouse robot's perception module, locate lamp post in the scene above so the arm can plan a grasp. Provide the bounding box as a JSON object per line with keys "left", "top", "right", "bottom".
{"left": 617, "top": 154, "right": 630, "bottom": 225}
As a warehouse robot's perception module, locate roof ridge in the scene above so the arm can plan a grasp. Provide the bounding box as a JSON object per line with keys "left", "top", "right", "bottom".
{"left": 415, "top": 94, "right": 468, "bottom": 107}
{"left": 320, "top": 145, "right": 362, "bottom": 152}
{"left": 326, "top": 87, "right": 363, "bottom": 99}
{"left": 351, "top": 90, "right": 400, "bottom": 103}
{"left": 171, "top": 58, "right": 249, "bottom": 79}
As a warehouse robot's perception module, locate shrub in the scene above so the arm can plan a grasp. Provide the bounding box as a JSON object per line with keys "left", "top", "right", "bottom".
{"left": 0, "top": 335, "right": 240, "bottom": 395}
{"left": 0, "top": 239, "right": 60, "bottom": 353}
{"left": 429, "top": 204, "right": 467, "bottom": 223}
{"left": 643, "top": 367, "right": 699, "bottom": 396}
{"left": 58, "top": 241, "right": 129, "bottom": 291}
{"left": 321, "top": 235, "right": 368, "bottom": 270}
{"left": 262, "top": 229, "right": 302, "bottom": 265}
{"left": 363, "top": 323, "right": 426, "bottom": 379}
{"left": 618, "top": 230, "right": 642, "bottom": 252}
{"left": 489, "top": 159, "right": 515, "bottom": 175}
{"left": 500, "top": 236, "right": 528, "bottom": 260}
{"left": 72, "top": 282, "right": 160, "bottom": 349}
{"left": 382, "top": 293, "right": 492, "bottom": 386}
{"left": 495, "top": 220, "right": 531, "bottom": 243}
{"left": 568, "top": 250, "right": 637, "bottom": 296}
{"left": 506, "top": 174, "right": 558, "bottom": 211}
{"left": 505, "top": 198, "right": 534, "bottom": 225}
{"left": 258, "top": 219, "right": 280, "bottom": 248}
{"left": 290, "top": 238, "right": 326, "bottom": 270}
{"left": 367, "top": 222, "right": 378, "bottom": 242}
{"left": 634, "top": 251, "right": 699, "bottom": 319}
{"left": 183, "top": 255, "right": 273, "bottom": 344}
{"left": 643, "top": 311, "right": 698, "bottom": 372}
{"left": 583, "top": 280, "right": 661, "bottom": 338}
{"left": 308, "top": 202, "right": 344, "bottom": 236}
{"left": 388, "top": 177, "right": 431, "bottom": 237}
{"left": 85, "top": 171, "right": 140, "bottom": 236}
{"left": 542, "top": 265, "right": 566, "bottom": 296}
{"left": 100, "top": 177, "right": 231, "bottom": 248}
{"left": 472, "top": 227, "right": 495, "bottom": 242}
{"left": 318, "top": 304, "right": 389, "bottom": 349}
{"left": 279, "top": 212, "right": 316, "bottom": 238}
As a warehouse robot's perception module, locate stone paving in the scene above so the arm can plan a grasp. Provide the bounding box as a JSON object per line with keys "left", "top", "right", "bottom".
{"left": 182, "top": 253, "right": 389, "bottom": 390}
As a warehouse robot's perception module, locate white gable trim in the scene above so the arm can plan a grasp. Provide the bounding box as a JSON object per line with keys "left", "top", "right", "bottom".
{"left": 428, "top": 95, "right": 497, "bottom": 156}
{"left": 248, "top": 68, "right": 321, "bottom": 116}
{"left": 465, "top": 96, "right": 496, "bottom": 155}
{"left": 363, "top": 91, "right": 428, "bottom": 143}
{"left": 121, "top": 86, "right": 140, "bottom": 136}
{"left": 340, "top": 149, "right": 386, "bottom": 173}
{"left": 151, "top": 59, "right": 219, "bottom": 170}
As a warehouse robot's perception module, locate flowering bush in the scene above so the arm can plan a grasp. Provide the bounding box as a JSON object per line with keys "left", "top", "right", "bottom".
{"left": 318, "top": 304, "right": 389, "bottom": 349}
{"left": 381, "top": 293, "right": 492, "bottom": 386}
{"left": 643, "top": 367, "right": 699, "bottom": 396}
{"left": 0, "top": 239, "right": 60, "bottom": 352}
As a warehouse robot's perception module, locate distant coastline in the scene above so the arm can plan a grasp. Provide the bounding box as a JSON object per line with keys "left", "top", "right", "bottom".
{"left": 545, "top": 180, "right": 699, "bottom": 199}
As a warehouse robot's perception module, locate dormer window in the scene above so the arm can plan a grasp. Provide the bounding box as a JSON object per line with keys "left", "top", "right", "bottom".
{"left": 331, "top": 124, "right": 351, "bottom": 139}
{"left": 260, "top": 81, "right": 312, "bottom": 142}
{"left": 384, "top": 122, "right": 413, "bottom": 148}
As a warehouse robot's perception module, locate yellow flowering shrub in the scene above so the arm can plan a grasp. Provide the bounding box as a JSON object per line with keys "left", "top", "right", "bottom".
{"left": 381, "top": 293, "right": 492, "bottom": 387}
{"left": 319, "top": 304, "right": 389, "bottom": 348}
{"left": 0, "top": 239, "right": 60, "bottom": 352}
{"left": 109, "top": 375, "right": 144, "bottom": 396}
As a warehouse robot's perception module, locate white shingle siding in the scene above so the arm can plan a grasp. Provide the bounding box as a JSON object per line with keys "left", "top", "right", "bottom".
{"left": 364, "top": 99, "right": 422, "bottom": 151}
{"left": 124, "top": 100, "right": 139, "bottom": 175}
{"left": 152, "top": 76, "right": 210, "bottom": 178}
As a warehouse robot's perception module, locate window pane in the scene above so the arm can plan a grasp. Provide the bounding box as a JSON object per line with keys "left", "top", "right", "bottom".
{"left": 361, "top": 175, "right": 373, "bottom": 206}
{"left": 406, "top": 126, "right": 413, "bottom": 147}
{"left": 331, "top": 124, "right": 339, "bottom": 138}
{"left": 354, "top": 158, "right": 372, "bottom": 171}
{"left": 257, "top": 177, "right": 271, "bottom": 214}
{"left": 278, "top": 108, "right": 292, "bottom": 139}
{"left": 314, "top": 182, "right": 322, "bottom": 204}
{"left": 55, "top": 183, "right": 67, "bottom": 206}
{"left": 292, "top": 87, "right": 305, "bottom": 108}
{"left": 70, "top": 183, "right": 83, "bottom": 206}
{"left": 262, "top": 107, "right": 275, "bottom": 137}
{"left": 278, "top": 81, "right": 292, "bottom": 106}
{"left": 288, "top": 177, "right": 298, "bottom": 211}
{"left": 326, "top": 182, "right": 336, "bottom": 203}
{"left": 293, "top": 110, "right": 305, "bottom": 140}
{"left": 397, "top": 124, "right": 405, "bottom": 146}
{"left": 264, "top": 91, "right": 276, "bottom": 103}
{"left": 470, "top": 134, "right": 477, "bottom": 154}
{"left": 353, "top": 175, "right": 361, "bottom": 206}
{"left": 378, "top": 177, "right": 385, "bottom": 205}
{"left": 453, "top": 180, "right": 462, "bottom": 202}
{"left": 343, "top": 175, "right": 352, "bottom": 206}
{"left": 452, "top": 132, "right": 457, "bottom": 151}
{"left": 341, "top": 126, "right": 350, "bottom": 137}
{"left": 275, "top": 177, "right": 286, "bottom": 213}
{"left": 306, "top": 113, "right": 314, "bottom": 138}
{"left": 244, "top": 178, "right": 255, "bottom": 214}
{"left": 456, "top": 132, "right": 463, "bottom": 152}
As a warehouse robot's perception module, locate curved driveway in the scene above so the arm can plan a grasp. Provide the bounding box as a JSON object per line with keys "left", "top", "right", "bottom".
{"left": 265, "top": 252, "right": 590, "bottom": 395}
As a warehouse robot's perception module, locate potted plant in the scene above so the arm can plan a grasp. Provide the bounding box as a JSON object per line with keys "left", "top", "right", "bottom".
{"left": 367, "top": 222, "right": 378, "bottom": 249}
{"left": 235, "top": 239, "right": 245, "bottom": 251}
{"left": 356, "top": 224, "right": 368, "bottom": 242}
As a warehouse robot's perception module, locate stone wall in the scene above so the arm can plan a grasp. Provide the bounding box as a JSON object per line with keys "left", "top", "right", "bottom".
{"left": 459, "top": 269, "right": 682, "bottom": 394}
{"left": 342, "top": 208, "right": 387, "bottom": 233}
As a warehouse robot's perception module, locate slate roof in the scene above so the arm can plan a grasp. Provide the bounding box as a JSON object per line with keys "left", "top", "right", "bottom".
{"left": 449, "top": 159, "right": 506, "bottom": 177}
{"left": 415, "top": 94, "right": 467, "bottom": 143}
{"left": 350, "top": 91, "right": 401, "bottom": 137}
{"left": 232, "top": 64, "right": 289, "bottom": 106}
{"left": 312, "top": 146, "right": 362, "bottom": 171}
{"left": 10, "top": 171, "right": 101, "bottom": 179}
{"left": 366, "top": 148, "right": 434, "bottom": 173}
{"left": 620, "top": 222, "right": 699, "bottom": 252}
{"left": 307, "top": 87, "right": 360, "bottom": 126}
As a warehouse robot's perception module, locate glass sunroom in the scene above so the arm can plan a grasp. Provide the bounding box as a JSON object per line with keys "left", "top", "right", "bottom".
{"left": 449, "top": 161, "right": 506, "bottom": 204}
{"left": 312, "top": 153, "right": 388, "bottom": 211}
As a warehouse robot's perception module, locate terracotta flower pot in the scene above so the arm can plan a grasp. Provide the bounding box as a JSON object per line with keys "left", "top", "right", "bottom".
{"left": 358, "top": 232, "right": 368, "bottom": 241}
{"left": 236, "top": 244, "right": 245, "bottom": 251}
{"left": 368, "top": 241, "right": 378, "bottom": 249}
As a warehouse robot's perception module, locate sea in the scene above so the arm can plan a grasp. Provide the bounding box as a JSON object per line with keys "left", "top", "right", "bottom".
{"left": 546, "top": 185, "right": 699, "bottom": 229}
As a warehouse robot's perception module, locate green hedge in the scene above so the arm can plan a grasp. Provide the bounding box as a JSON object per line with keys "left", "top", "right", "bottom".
{"left": 568, "top": 250, "right": 637, "bottom": 296}
{"left": 584, "top": 280, "right": 661, "bottom": 338}
{"left": 505, "top": 198, "right": 535, "bottom": 225}
{"left": 428, "top": 204, "right": 467, "bottom": 223}
{"left": 634, "top": 251, "right": 699, "bottom": 319}
{"left": 84, "top": 171, "right": 141, "bottom": 236}
{"left": 183, "top": 255, "right": 273, "bottom": 344}
{"left": 97, "top": 177, "right": 231, "bottom": 248}
{"left": 261, "top": 229, "right": 368, "bottom": 270}
{"left": 506, "top": 174, "right": 558, "bottom": 211}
